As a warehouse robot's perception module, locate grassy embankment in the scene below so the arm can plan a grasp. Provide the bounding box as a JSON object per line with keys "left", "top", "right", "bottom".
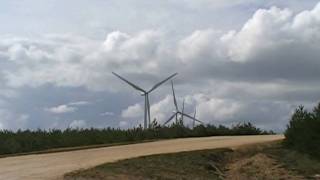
{"left": 64, "top": 141, "right": 320, "bottom": 180}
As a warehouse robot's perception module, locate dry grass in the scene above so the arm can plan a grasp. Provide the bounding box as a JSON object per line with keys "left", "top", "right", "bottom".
{"left": 64, "top": 148, "right": 232, "bottom": 180}
{"left": 226, "top": 153, "right": 303, "bottom": 180}
{"left": 65, "top": 141, "right": 320, "bottom": 180}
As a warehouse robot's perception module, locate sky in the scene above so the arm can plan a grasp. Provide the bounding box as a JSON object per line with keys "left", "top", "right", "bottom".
{"left": 0, "top": 0, "right": 320, "bottom": 132}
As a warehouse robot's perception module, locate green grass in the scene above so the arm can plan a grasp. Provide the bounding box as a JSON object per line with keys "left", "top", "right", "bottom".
{"left": 64, "top": 148, "right": 233, "bottom": 180}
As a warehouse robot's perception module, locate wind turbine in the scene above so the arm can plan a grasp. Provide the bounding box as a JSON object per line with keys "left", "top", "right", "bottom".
{"left": 112, "top": 72, "right": 178, "bottom": 129}
{"left": 163, "top": 80, "right": 204, "bottom": 126}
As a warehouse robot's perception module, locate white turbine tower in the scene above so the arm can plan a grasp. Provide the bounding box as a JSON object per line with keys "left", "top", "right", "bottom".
{"left": 112, "top": 72, "right": 178, "bottom": 129}
{"left": 164, "top": 80, "right": 204, "bottom": 126}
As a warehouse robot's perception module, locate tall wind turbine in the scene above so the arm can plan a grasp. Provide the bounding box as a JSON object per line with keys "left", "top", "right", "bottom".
{"left": 163, "top": 80, "right": 204, "bottom": 126}
{"left": 112, "top": 72, "right": 178, "bottom": 129}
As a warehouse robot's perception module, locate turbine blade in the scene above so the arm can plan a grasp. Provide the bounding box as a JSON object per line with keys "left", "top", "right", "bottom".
{"left": 112, "top": 72, "right": 146, "bottom": 93}
{"left": 148, "top": 73, "right": 178, "bottom": 93}
{"left": 163, "top": 113, "right": 176, "bottom": 125}
{"left": 182, "top": 113, "right": 204, "bottom": 124}
{"left": 171, "top": 81, "right": 179, "bottom": 111}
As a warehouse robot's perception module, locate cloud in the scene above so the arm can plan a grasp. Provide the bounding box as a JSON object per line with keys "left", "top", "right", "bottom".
{"left": 177, "top": 29, "right": 222, "bottom": 63}
{"left": 142, "top": 93, "right": 242, "bottom": 126}
{"left": 122, "top": 93, "right": 292, "bottom": 131}
{"left": 44, "top": 101, "right": 90, "bottom": 114}
{"left": 223, "top": 7, "right": 294, "bottom": 62}
{"left": 100, "top": 111, "right": 114, "bottom": 116}
{"left": 45, "top": 105, "right": 77, "bottom": 114}
{"left": 0, "top": 109, "right": 29, "bottom": 130}
{"left": 149, "top": 95, "right": 175, "bottom": 123}
{"left": 69, "top": 120, "right": 87, "bottom": 129}
{"left": 119, "top": 121, "right": 129, "bottom": 129}
{"left": 195, "top": 96, "right": 242, "bottom": 122}
{"left": 68, "top": 101, "right": 91, "bottom": 106}
{"left": 1, "top": 2, "right": 320, "bottom": 130}
{"left": 1, "top": 30, "right": 168, "bottom": 91}
{"left": 3, "top": 2, "right": 320, "bottom": 91}
{"left": 121, "top": 103, "right": 143, "bottom": 118}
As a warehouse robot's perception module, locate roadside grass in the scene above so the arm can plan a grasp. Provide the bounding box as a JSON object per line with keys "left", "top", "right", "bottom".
{"left": 262, "top": 143, "right": 320, "bottom": 178}
{"left": 64, "top": 148, "right": 233, "bottom": 180}
{"left": 225, "top": 142, "right": 318, "bottom": 179}
{"left": 64, "top": 141, "right": 320, "bottom": 180}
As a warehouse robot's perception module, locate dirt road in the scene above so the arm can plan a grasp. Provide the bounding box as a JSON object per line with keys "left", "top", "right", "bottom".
{"left": 0, "top": 135, "right": 283, "bottom": 180}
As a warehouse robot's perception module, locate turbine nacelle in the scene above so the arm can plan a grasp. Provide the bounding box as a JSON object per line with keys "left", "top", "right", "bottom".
{"left": 140, "top": 92, "right": 147, "bottom": 96}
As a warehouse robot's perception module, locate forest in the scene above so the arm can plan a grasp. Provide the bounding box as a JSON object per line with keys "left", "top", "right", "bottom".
{"left": 0, "top": 121, "right": 272, "bottom": 155}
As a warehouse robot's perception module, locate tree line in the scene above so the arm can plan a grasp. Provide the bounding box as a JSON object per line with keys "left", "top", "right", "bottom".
{"left": 284, "top": 102, "right": 320, "bottom": 159}
{"left": 0, "top": 121, "right": 272, "bottom": 155}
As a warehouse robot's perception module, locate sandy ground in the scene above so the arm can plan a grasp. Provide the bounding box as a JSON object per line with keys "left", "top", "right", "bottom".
{"left": 0, "top": 135, "right": 283, "bottom": 180}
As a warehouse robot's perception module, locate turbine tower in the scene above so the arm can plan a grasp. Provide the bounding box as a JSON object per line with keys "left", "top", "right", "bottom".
{"left": 193, "top": 107, "right": 197, "bottom": 128}
{"left": 112, "top": 72, "right": 177, "bottom": 129}
{"left": 163, "top": 80, "right": 204, "bottom": 126}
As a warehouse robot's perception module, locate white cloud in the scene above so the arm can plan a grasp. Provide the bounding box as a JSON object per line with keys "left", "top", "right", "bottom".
{"left": 147, "top": 93, "right": 242, "bottom": 125}
{"left": 69, "top": 120, "right": 87, "bottom": 129}
{"left": 1, "top": 30, "right": 167, "bottom": 91}
{"left": 121, "top": 103, "right": 143, "bottom": 118}
{"left": 195, "top": 96, "right": 242, "bottom": 122}
{"left": 100, "top": 111, "right": 114, "bottom": 116}
{"left": 68, "top": 101, "right": 91, "bottom": 106}
{"left": 3, "top": 1, "right": 320, "bottom": 90}
{"left": 0, "top": 109, "right": 29, "bottom": 130}
{"left": 103, "top": 31, "right": 130, "bottom": 51}
{"left": 44, "top": 101, "right": 90, "bottom": 114}
{"left": 223, "top": 6, "right": 293, "bottom": 62}
{"left": 150, "top": 95, "right": 174, "bottom": 123}
{"left": 45, "top": 105, "right": 76, "bottom": 114}
{"left": 223, "top": 3, "right": 320, "bottom": 63}
{"left": 120, "top": 92, "right": 293, "bottom": 131}
{"left": 119, "top": 121, "right": 129, "bottom": 129}
{"left": 178, "top": 29, "right": 222, "bottom": 63}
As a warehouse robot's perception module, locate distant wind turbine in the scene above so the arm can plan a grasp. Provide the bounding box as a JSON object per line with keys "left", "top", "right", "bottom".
{"left": 112, "top": 72, "right": 178, "bottom": 129}
{"left": 164, "top": 80, "right": 204, "bottom": 126}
